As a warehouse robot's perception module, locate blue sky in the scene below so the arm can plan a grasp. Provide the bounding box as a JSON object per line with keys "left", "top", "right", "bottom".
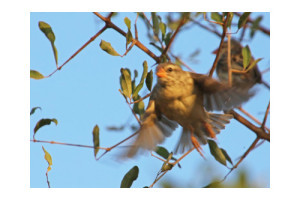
{"left": 30, "top": 12, "right": 270, "bottom": 188}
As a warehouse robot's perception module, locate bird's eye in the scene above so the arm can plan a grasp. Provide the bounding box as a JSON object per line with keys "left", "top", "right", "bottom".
{"left": 167, "top": 68, "right": 173, "bottom": 72}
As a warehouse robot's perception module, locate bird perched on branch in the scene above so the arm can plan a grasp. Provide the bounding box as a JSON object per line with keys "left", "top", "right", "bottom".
{"left": 214, "top": 39, "right": 269, "bottom": 89}
{"left": 126, "top": 63, "right": 254, "bottom": 157}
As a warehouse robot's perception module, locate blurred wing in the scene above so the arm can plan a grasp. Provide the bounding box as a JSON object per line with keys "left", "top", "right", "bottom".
{"left": 126, "top": 99, "right": 178, "bottom": 157}
{"left": 191, "top": 73, "right": 254, "bottom": 111}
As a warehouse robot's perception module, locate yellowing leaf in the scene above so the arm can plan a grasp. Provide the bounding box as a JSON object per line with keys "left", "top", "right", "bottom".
{"left": 30, "top": 70, "right": 44, "bottom": 80}
{"left": 38, "top": 21, "right": 58, "bottom": 66}
{"left": 242, "top": 45, "right": 251, "bottom": 69}
{"left": 42, "top": 146, "right": 52, "bottom": 172}
{"left": 100, "top": 40, "right": 120, "bottom": 56}
{"left": 120, "top": 68, "right": 132, "bottom": 98}
{"left": 132, "top": 61, "right": 148, "bottom": 100}
{"left": 124, "top": 17, "right": 131, "bottom": 29}
{"left": 246, "top": 58, "right": 263, "bottom": 72}
{"left": 120, "top": 166, "right": 139, "bottom": 188}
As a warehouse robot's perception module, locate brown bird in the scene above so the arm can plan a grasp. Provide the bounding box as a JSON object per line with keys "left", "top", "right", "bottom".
{"left": 126, "top": 63, "right": 253, "bottom": 157}
{"left": 214, "top": 40, "right": 269, "bottom": 89}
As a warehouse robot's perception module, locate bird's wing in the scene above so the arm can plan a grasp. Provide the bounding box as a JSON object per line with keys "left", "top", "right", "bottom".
{"left": 191, "top": 73, "right": 254, "bottom": 111}
{"left": 126, "top": 98, "right": 178, "bottom": 158}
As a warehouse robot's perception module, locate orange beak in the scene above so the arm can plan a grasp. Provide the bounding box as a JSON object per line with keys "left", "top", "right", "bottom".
{"left": 156, "top": 67, "right": 167, "bottom": 78}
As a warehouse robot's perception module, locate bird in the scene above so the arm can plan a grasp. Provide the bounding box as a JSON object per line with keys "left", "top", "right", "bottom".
{"left": 214, "top": 39, "right": 269, "bottom": 89}
{"left": 126, "top": 63, "right": 254, "bottom": 157}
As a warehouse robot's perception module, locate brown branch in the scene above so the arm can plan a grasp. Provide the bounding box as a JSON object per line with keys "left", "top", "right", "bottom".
{"left": 31, "top": 139, "right": 109, "bottom": 150}
{"left": 237, "top": 107, "right": 270, "bottom": 132}
{"left": 261, "top": 101, "right": 270, "bottom": 128}
{"left": 226, "top": 109, "right": 270, "bottom": 141}
{"left": 46, "top": 25, "right": 108, "bottom": 78}
{"left": 208, "top": 13, "right": 230, "bottom": 77}
{"left": 93, "top": 12, "right": 160, "bottom": 63}
{"left": 191, "top": 19, "right": 222, "bottom": 38}
{"left": 160, "top": 16, "right": 187, "bottom": 58}
{"left": 227, "top": 35, "right": 232, "bottom": 86}
{"left": 222, "top": 137, "right": 260, "bottom": 181}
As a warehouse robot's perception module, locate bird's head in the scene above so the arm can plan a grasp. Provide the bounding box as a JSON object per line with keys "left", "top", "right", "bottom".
{"left": 155, "top": 63, "right": 184, "bottom": 86}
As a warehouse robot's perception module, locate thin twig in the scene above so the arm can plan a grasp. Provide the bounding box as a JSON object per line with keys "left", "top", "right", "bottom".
{"left": 161, "top": 16, "right": 187, "bottom": 58}
{"left": 191, "top": 19, "right": 222, "bottom": 38}
{"left": 46, "top": 25, "right": 108, "bottom": 78}
{"left": 171, "top": 53, "right": 196, "bottom": 72}
{"left": 261, "top": 101, "right": 270, "bottom": 128}
{"left": 149, "top": 171, "right": 168, "bottom": 188}
{"left": 31, "top": 139, "right": 109, "bottom": 150}
{"left": 237, "top": 107, "right": 270, "bottom": 132}
{"left": 226, "top": 109, "right": 270, "bottom": 141}
{"left": 209, "top": 13, "right": 230, "bottom": 77}
{"left": 227, "top": 33, "right": 232, "bottom": 86}
{"left": 222, "top": 137, "right": 260, "bottom": 182}
{"left": 93, "top": 12, "right": 160, "bottom": 63}
{"left": 130, "top": 93, "right": 151, "bottom": 104}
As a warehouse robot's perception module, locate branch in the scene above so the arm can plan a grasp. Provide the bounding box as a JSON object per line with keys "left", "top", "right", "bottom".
{"left": 208, "top": 13, "right": 230, "bottom": 77}
{"left": 93, "top": 12, "right": 160, "bottom": 63}
{"left": 226, "top": 109, "right": 270, "bottom": 141}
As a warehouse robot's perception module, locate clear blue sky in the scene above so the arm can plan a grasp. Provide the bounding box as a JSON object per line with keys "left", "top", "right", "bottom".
{"left": 30, "top": 12, "right": 270, "bottom": 188}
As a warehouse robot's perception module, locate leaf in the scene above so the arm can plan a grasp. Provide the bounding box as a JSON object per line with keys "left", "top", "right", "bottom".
{"left": 146, "top": 70, "right": 153, "bottom": 91}
{"left": 211, "top": 12, "right": 223, "bottom": 23}
{"left": 208, "top": 140, "right": 227, "bottom": 166}
{"left": 164, "top": 32, "right": 172, "bottom": 46}
{"left": 125, "top": 30, "right": 133, "bottom": 49}
{"left": 226, "top": 12, "right": 234, "bottom": 28}
{"left": 42, "top": 146, "right": 52, "bottom": 173}
{"left": 124, "top": 17, "right": 131, "bottom": 29}
{"left": 246, "top": 58, "right": 262, "bottom": 72}
{"left": 155, "top": 146, "right": 181, "bottom": 168}
{"left": 120, "top": 166, "right": 139, "bottom": 188}
{"left": 159, "top": 22, "right": 166, "bottom": 39}
{"left": 34, "top": 118, "right": 58, "bottom": 134}
{"left": 30, "top": 107, "right": 41, "bottom": 115}
{"left": 133, "top": 98, "right": 145, "bottom": 116}
{"left": 238, "top": 12, "right": 251, "bottom": 29}
{"left": 38, "top": 21, "right": 58, "bottom": 66}
{"left": 151, "top": 12, "right": 159, "bottom": 36}
{"left": 30, "top": 70, "right": 44, "bottom": 80}
{"left": 120, "top": 68, "right": 132, "bottom": 98}
{"left": 132, "top": 61, "right": 148, "bottom": 100}
{"left": 92, "top": 125, "right": 100, "bottom": 158}
{"left": 250, "top": 16, "right": 263, "bottom": 38}
{"left": 242, "top": 45, "right": 251, "bottom": 69}
{"left": 221, "top": 148, "right": 233, "bottom": 165}
{"left": 161, "top": 152, "right": 174, "bottom": 172}
{"left": 100, "top": 40, "right": 120, "bottom": 56}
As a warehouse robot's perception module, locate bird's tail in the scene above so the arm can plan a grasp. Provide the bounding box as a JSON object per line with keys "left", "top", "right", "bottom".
{"left": 174, "top": 113, "right": 233, "bottom": 154}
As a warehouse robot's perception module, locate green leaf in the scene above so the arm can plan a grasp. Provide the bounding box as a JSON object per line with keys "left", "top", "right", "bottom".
{"left": 120, "top": 166, "right": 139, "bottom": 188}
{"left": 38, "top": 21, "right": 58, "bottom": 66}
{"left": 100, "top": 40, "right": 120, "bottom": 56}
{"left": 92, "top": 125, "right": 100, "bottom": 158}
{"left": 250, "top": 16, "right": 263, "bottom": 38}
{"left": 246, "top": 58, "right": 262, "bottom": 72}
{"left": 30, "top": 70, "right": 45, "bottom": 80}
{"left": 238, "top": 12, "right": 251, "bottom": 29}
{"left": 30, "top": 107, "right": 41, "bottom": 115}
{"left": 124, "top": 17, "right": 131, "bottom": 29}
{"left": 151, "top": 12, "right": 159, "bottom": 36}
{"left": 133, "top": 98, "right": 145, "bottom": 116}
{"left": 146, "top": 70, "right": 153, "bottom": 91}
{"left": 34, "top": 118, "right": 58, "bottom": 134}
{"left": 221, "top": 148, "right": 233, "bottom": 165}
{"left": 125, "top": 30, "right": 133, "bottom": 49}
{"left": 159, "top": 22, "right": 166, "bottom": 39}
{"left": 42, "top": 146, "right": 52, "bottom": 173}
{"left": 155, "top": 146, "right": 181, "bottom": 168}
{"left": 132, "top": 61, "right": 148, "bottom": 100}
{"left": 211, "top": 12, "right": 223, "bottom": 23}
{"left": 208, "top": 140, "right": 227, "bottom": 166}
{"left": 227, "top": 12, "right": 234, "bottom": 28}
{"left": 164, "top": 32, "right": 172, "bottom": 46}
{"left": 242, "top": 45, "right": 251, "bottom": 69}
{"left": 120, "top": 68, "right": 132, "bottom": 98}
